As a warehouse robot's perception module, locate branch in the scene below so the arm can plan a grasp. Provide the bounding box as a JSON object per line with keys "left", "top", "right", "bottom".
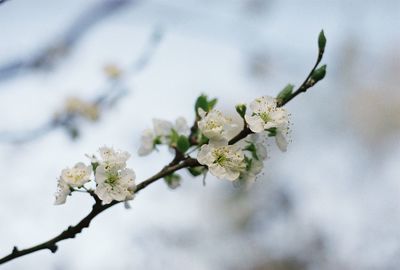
{"left": 0, "top": 0, "right": 135, "bottom": 83}
{"left": 277, "top": 45, "right": 325, "bottom": 107}
{"left": 0, "top": 156, "right": 200, "bottom": 265}
{"left": 0, "top": 31, "right": 327, "bottom": 266}
{"left": 229, "top": 37, "right": 326, "bottom": 145}
{"left": 0, "top": 59, "right": 317, "bottom": 262}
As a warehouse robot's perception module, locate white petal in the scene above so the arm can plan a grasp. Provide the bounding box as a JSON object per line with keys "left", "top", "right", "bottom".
{"left": 197, "top": 144, "right": 213, "bottom": 165}
{"left": 245, "top": 115, "right": 265, "bottom": 133}
{"left": 275, "top": 131, "right": 288, "bottom": 152}
{"left": 224, "top": 169, "right": 240, "bottom": 181}
{"left": 152, "top": 119, "right": 173, "bottom": 136}
{"left": 208, "top": 164, "right": 226, "bottom": 179}
{"left": 175, "top": 117, "right": 189, "bottom": 135}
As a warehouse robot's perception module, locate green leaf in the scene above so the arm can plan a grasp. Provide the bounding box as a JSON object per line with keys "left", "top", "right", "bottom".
{"left": 311, "top": 64, "right": 327, "bottom": 82}
{"left": 277, "top": 84, "right": 294, "bottom": 103}
{"left": 164, "top": 173, "right": 181, "bottom": 189}
{"left": 194, "top": 94, "right": 218, "bottom": 116}
{"left": 187, "top": 166, "right": 206, "bottom": 177}
{"left": 195, "top": 94, "right": 209, "bottom": 115}
{"left": 318, "top": 30, "right": 327, "bottom": 52}
{"left": 208, "top": 98, "right": 218, "bottom": 110}
{"left": 177, "top": 135, "right": 190, "bottom": 153}
{"left": 169, "top": 129, "right": 180, "bottom": 145}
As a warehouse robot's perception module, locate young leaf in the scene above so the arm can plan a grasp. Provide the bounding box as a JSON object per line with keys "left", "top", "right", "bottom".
{"left": 164, "top": 173, "right": 181, "bottom": 189}
{"left": 208, "top": 98, "right": 218, "bottom": 110}
{"left": 195, "top": 94, "right": 208, "bottom": 115}
{"left": 187, "top": 166, "right": 206, "bottom": 177}
{"left": 318, "top": 30, "right": 327, "bottom": 52}
{"left": 311, "top": 64, "right": 327, "bottom": 82}
{"left": 277, "top": 84, "right": 294, "bottom": 103}
{"left": 177, "top": 135, "right": 190, "bottom": 153}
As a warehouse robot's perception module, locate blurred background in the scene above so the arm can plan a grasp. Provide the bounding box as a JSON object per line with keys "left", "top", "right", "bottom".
{"left": 0, "top": 0, "right": 399, "bottom": 269}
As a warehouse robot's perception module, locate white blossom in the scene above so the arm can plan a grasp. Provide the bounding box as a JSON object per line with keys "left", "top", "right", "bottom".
{"left": 60, "top": 162, "right": 92, "bottom": 187}
{"left": 138, "top": 129, "right": 155, "bottom": 156}
{"left": 237, "top": 135, "right": 268, "bottom": 185}
{"left": 152, "top": 119, "right": 173, "bottom": 143}
{"left": 197, "top": 141, "right": 245, "bottom": 181}
{"left": 245, "top": 96, "right": 289, "bottom": 151}
{"left": 54, "top": 162, "right": 92, "bottom": 205}
{"left": 99, "top": 146, "right": 130, "bottom": 170}
{"left": 95, "top": 165, "right": 136, "bottom": 204}
{"left": 275, "top": 130, "right": 288, "bottom": 152}
{"left": 94, "top": 146, "right": 136, "bottom": 204}
{"left": 174, "top": 117, "right": 190, "bottom": 135}
{"left": 236, "top": 158, "right": 264, "bottom": 187}
{"left": 138, "top": 117, "right": 190, "bottom": 156}
{"left": 197, "top": 108, "right": 235, "bottom": 141}
{"left": 54, "top": 179, "right": 71, "bottom": 205}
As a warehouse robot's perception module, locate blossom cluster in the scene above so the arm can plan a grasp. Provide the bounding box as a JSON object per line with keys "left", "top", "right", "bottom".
{"left": 136, "top": 95, "right": 289, "bottom": 186}
{"left": 55, "top": 95, "right": 289, "bottom": 205}
{"left": 195, "top": 95, "right": 289, "bottom": 184}
{"left": 55, "top": 146, "right": 136, "bottom": 205}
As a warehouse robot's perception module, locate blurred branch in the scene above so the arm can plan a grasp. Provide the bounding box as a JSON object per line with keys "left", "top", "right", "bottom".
{"left": 0, "top": 0, "right": 135, "bottom": 83}
{"left": 0, "top": 0, "right": 11, "bottom": 5}
{"left": 0, "top": 28, "right": 163, "bottom": 144}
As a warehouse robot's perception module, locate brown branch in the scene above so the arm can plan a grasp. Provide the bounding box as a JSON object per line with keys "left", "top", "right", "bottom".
{"left": 0, "top": 156, "right": 200, "bottom": 265}
{"left": 0, "top": 33, "right": 326, "bottom": 266}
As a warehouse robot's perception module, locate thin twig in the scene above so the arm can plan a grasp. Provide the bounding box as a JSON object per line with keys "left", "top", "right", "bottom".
{"left": 229, "top": 46, "right": 325, "bottom": 145}
{"left": 277, "top": 48, "right": 324, "bottom": 107}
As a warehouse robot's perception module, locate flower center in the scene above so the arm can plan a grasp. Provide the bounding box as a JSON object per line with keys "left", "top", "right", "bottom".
{"left": 259, "top": 112, "right": 271, "bottom": 123}
{"left": 105, "top": 173, "right": 119, "bottom": 186}
{"left": 206, "top": 120, "right": 219, "bottom": 129}
{"left": 213, "top": 148, "right": 228, "bottom": 165}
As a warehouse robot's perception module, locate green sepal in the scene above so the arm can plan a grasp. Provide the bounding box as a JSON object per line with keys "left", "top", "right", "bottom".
{"left": 266, "top": 127, "right": 277, "bottom": 137}
{"left": 243, "top": 142, "right": 259, "bottom": 160}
